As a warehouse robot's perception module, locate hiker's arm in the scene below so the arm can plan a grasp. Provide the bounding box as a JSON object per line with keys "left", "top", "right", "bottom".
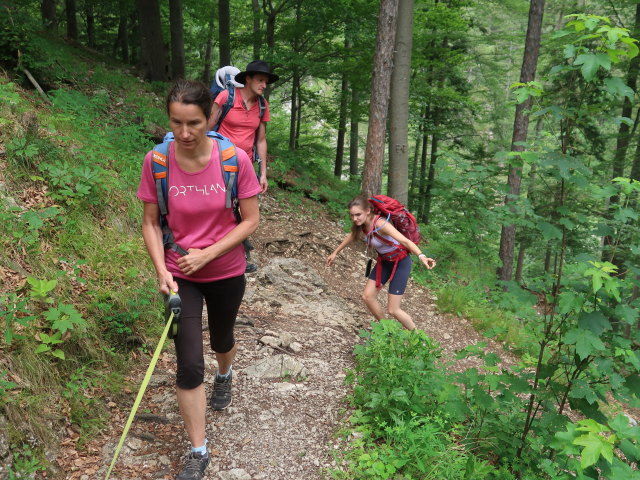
{"left": 207, "top": 103, "right": 221, "bottom": 131}
{"left": 327, "top": 232, "right": 357, "bottom": 266}
{"left": 176, "top": 196, "right": 260, "bottom": 275}
{"left": 256, "top": 122, "right": 268, "bottom": 193}
{"left": 141, "top": 202, "right": 178, "bottom": 294}
{"left": 377, "top": 220, "right": 436, "bottom": 269}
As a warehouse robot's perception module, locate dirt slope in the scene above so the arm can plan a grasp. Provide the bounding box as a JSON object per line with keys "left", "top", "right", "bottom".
{"left": 55, "top": 192, "right": 509, "bottom": 480}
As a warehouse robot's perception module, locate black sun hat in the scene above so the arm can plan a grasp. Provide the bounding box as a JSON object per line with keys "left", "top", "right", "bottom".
{"left": 235, "top": 60, "right": 279, "bottom": 85}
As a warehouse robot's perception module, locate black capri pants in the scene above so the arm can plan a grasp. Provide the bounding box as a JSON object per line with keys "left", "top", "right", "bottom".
{"left": 174, "top": 275, "right": 245, "bottom": 389}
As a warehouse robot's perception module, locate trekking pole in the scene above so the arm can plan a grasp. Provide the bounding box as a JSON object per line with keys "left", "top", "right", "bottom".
{"left": 104, "top": 291, "right": 181, "bottom": 480}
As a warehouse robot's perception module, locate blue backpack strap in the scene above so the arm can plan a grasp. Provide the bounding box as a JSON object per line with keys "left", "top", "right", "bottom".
{"left": 213, "top": 87, "right": 235, "bottom": 132}
{"left": 206, "top": 131, "right": 239, "bottom": 210}
{"left": 151, "top": 140, "right": 188, "bottom": 256}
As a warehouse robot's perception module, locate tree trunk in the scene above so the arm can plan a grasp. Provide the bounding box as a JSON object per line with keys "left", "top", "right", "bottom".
{"left": 423, "top": 127, "right": 439, "bottom": 224}
{"left": 604, "top": 4, "right": 640, "bottom": 263}
{"left": 136, "top": 0, "right": 168, "bottom": 81}
{"left": 349, "top": 87, "right": 360, "bottom": 178}
{"left": 334, "top": 54, "right": 350, "bottom": 177}
{"left": 265, "top": 10, "right": 276, "bottom": 57}
{"left": 497, "top": 0, "right": 545, "bottom": 283}
{"left": 65, "top": 0, "right": 77, "bottom": 40}
{"left": 252, "top": 0, "right": 261, "bottom": 60}
{"left": 115, "top": 1, "right": 130, "bottom": 62}
{"left": 218, "top": 0, "right": 231, "bottom": 66}
{"left": 632, "top": 135, "right": 640, "bottom": 182}
{"left": 361, "top": 0, "right": 399, "bottom": 197}
{"left": 417, "top": 107, "right": 430, "bottom": 221}
{"left": 544, "top": 245, "right": 552, "bottom": 273}
{"left": 409, "top": 125, "right": 421, "bottom": 209}
{"left": 611, "top": 4, "right": 640, "bottom": 184}
{"left": 41, "top": 0, "right": 57, "bottom": 31}
{"left": 295, "top": 91, "right": 302, "bottom": 149}
{"left": 169, "top": 0, "right": 185, "bottom": 79}
{"left": 515, "top": 243, "right": 526, "bottom": 283}
{"left": 202, "top": 10, "right": 215, "bottom": 84}
{"left": 85, "top": 0, "right": 95, "bottom": 48}
{"left": 387, "top": 0, "right": 413, "bottom": 204}
{"left": 289, "top": 66, "right": 300, "bottom": 150}
{"left": 128, "top": 10, "right": 138, "bottom": 64}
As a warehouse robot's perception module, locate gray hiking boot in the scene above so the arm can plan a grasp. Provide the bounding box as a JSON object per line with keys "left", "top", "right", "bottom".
{"left": 176, "top": 451, "right": 209, "bottom": 480}
{"left": 210, "top": 371, "right": 233, "bottom": 410}
{"left": 245, "top": 262, "right": 258, "bottom": 273}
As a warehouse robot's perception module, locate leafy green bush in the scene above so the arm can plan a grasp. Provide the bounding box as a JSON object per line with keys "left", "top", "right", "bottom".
{"left": 335, "top": 320, "right": 513, "bottom": 480}
{"left": 348, "top": 320, "right": 466, "bottom": 428}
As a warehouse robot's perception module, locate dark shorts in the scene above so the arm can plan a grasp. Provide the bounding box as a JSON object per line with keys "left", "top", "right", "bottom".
{"left": 368, "top": 255, "right": 412, "bottom": 295}
{"left": 174, "top": 275, "right": 245, "bottom": 389}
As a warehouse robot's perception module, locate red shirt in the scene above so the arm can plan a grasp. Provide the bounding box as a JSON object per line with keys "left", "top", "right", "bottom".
{"left": 137, "top": 140, "right": 261, "bottom": 282}
{"left": 214, "top": 88, "right": 270, "bottom": 160}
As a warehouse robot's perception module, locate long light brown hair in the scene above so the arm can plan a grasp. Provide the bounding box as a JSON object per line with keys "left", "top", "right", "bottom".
{"left": 348, "top": 195, "right": 372, "bottom": 240}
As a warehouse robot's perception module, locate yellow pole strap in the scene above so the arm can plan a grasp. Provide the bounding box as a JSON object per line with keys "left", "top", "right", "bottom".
{"left": 104, "top": 309, "right": 175, "bottom": 480}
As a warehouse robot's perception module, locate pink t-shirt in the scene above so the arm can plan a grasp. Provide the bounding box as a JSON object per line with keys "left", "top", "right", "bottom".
{"left": 137, "top": 140, "right": 261, "bottom": 283}
{"left": 214, "top": 88, "right": 270, "bottom": 160}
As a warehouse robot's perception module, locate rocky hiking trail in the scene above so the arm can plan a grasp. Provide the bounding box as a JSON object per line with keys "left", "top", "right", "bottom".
{"left": 56, "top": 193, "right": 513, "bottom": 480}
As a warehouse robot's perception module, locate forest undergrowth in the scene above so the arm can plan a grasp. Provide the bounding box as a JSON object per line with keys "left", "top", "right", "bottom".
{"left": 1, "top": 23, "right": 640, "bottom": 480}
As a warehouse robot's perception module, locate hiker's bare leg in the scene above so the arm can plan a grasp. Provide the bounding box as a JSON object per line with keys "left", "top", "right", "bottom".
{"left": 176, "top": 384, "right": 206, "bottom": 447}
{"left": 215, "top": 343, "right": 237, "bottom": 375}
{"left": 388, "top": 294, "right": 415, "bottom": 330}
{"left": 362, "top": 279, "right": 385, "bottom": 320}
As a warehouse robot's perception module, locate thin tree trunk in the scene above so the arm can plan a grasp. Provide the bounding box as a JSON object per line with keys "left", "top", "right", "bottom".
{"left": 85, "top": 0, "right": 95, "bottom": 48}
{"left": 335, "top": 58, "right": 350, "bottom": 177}
{"left": 136, "top": 0, "right": 168, "bottom": 81}
{"left": 265, "top": 7, "right": 276, "bottom": 57}
{"left": 252, "top": 0, "right": 261, "bottom": 60}
{"left": 409, "top": 105, "right": 427, "bottom": 212}
{"left": 497, "top": 0, "right": 545, "bottom": 284}
{"left": 115, "top": 1, "right": 129, "bottom": 62}
{"left": 41, "top": 0, "right": 57, "bottom": 30}
{"left": 169, "top": 0, "right": 185, "bottom": 79}
{"left": 611, "top": 4, "right": 640, "bottom": 185}
{"left": 544, "top": 245, "right": 552, "bottom": 273}
{"left": 289, "top": 67, "right": 300, "bottom": 150}
{"left": 423, "top": 126, "right": 439, "bottom": 225}
{"left": 129, "top": 10, "right": 138, "bottom": 64}
{"left": 417, "top": 107, "right": 430, "bottom": 221}
{"left": 218, "top": 0, "right": 231, "bottom": 66}
{"left": 202, "top": 10, "right": 215, "bottom": 84}
{"left": 515, "top": 243, "right": 526, "bottom": 283}
{"left": 604, "top": 4, "right": 640, "bottom": 264}
{"left": 362, "top": 0, "right": 399, "bottom": 197}
{"left": 295, "top": 89, "right": 302, "bottom": 149}
{"left": 387, "top": 0, "right": 413, "bottom": 204}
{"left": 65, "top": 0, "right": 77, "bottom": 39}
{"left": 349, "top": 88, "right": 360, "bottom": 178}
{"left": 409, "top": 131, "right": 421, "bottom": 209}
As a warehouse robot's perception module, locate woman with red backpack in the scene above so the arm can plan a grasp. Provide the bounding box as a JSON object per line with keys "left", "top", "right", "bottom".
{"left": 327, "top": 195, "right": 436, "bottom": 330}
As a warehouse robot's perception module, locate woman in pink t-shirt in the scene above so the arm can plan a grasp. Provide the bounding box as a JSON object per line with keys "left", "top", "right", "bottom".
{"left": 137, "top": 80, "right": 260, "bottom": 480}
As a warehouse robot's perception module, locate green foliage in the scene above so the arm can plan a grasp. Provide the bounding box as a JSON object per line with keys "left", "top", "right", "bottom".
{"left": 6, "top": 136, "right": 40, "bottom": 169}
{"left": 2, "top": 276, "right": 87, "bottom": 360}
{"left": 6, "top": 444, "right": 46, "bottom": 480}
{"left": 552, "top": 416, "right": 640, "bottom": 479}
{"left": 348, "top": 320, "right": 465, "bottom": 427}
{"left": 1, "top": 292, "right": 36, "bottom": 345}
{"left": 0, "top": 369, "right": 18, "bottom": 404}
{"left": 334, "top": 320, "right": 514, "bottom": 480}
{"left": 269, "top": 146, "right": 361, "bottom": 216}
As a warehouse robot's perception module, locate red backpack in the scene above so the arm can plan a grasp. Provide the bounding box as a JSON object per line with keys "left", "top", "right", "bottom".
{"left": 366, "top": 195, "right": 421, "bottom": 289}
